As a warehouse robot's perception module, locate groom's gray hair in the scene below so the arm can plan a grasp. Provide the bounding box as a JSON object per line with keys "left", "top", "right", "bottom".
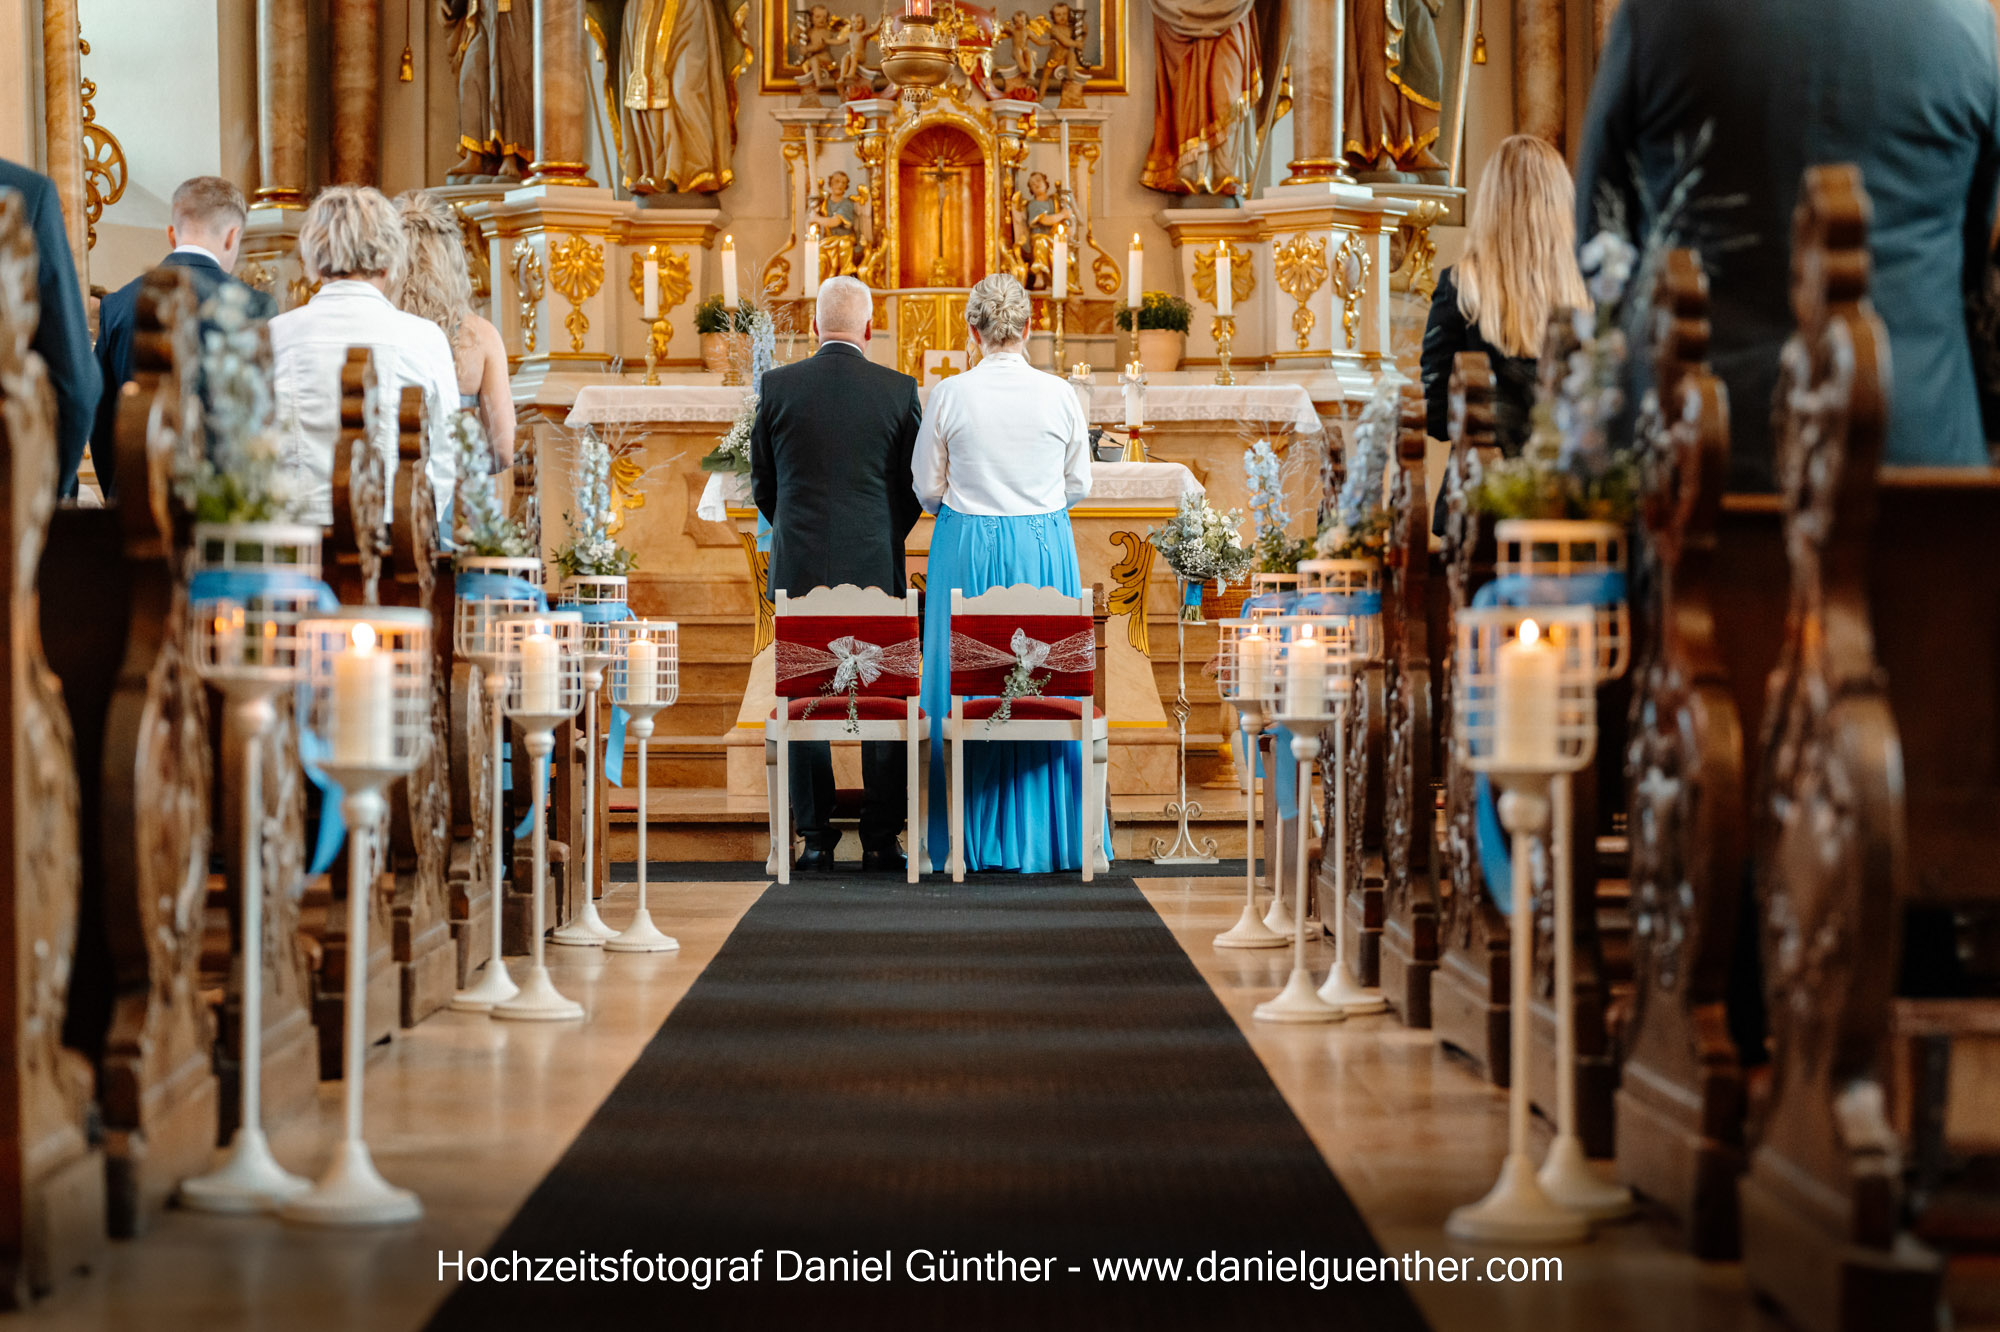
{"left": 816, "top": 275, "right": 873, "bottom": 337}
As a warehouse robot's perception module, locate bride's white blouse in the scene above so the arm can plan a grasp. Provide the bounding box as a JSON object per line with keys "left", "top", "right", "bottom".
{"left": 912, "top": 350, "right": 1092, "bottom": 517}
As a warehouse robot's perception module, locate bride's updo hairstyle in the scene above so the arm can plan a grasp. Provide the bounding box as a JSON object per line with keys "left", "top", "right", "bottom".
{"left": 965, "top": 273, "right": 1032, "bottom": 351}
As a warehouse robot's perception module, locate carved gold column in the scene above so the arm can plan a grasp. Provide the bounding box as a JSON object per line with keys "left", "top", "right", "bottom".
{"left": 255, "top": 0, "right": 309, "bottom": 205}
{"left": 1517, "top": 0, "right": 1566, "bottom": 149}
{"left": 41, "top": 0, "right": 88, "bottom": 277}
{"left": 1284, "top": 0, "right": 1342, "bottom": 184}
{"left": 530, "top": 0, "right": 594, "bottom": 185}
{"left": 330, "top": 0, "right": 380, "bottom": 185}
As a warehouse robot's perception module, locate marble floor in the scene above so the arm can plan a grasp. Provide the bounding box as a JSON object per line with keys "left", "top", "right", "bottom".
{"left": 0, "top": 873, "right": 1848, "bottom": 1332}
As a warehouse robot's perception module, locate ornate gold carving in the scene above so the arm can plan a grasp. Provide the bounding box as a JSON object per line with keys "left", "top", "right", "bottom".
{"left": 627, "top": 245, "right": 692, "bottom": 359}
{"left": 77, "top": 35, "right": 127, "bottom": 252}
{"left": 1393, "top": 201, "right": 1448, "bottom": 303}
{"left": 1192, "top": 241, "right": 1254, "bottom": 308}
{"left": 453, "top": 202, "right": 491, "bottom": 305}
{"left": 607, "top": 454, "right": 647, "bottom": 536}
{"left": 1331, "top": 233, "right": 1371, "bottom": 350}
{"left": 286, "top": 275, "right": 323, "bottom": 311}
{"left": 737, "top": 528, "right": 775, "bottom": 656}
{"left": 548, "top": 234, "right": 605, "bottom": 353}
{"left": 238, "top": 260, "right": 275, "bottom": 296}
{"left": 894, "top": 292, "right": 967, "bottom": 378}
{"left": 513, "top": 238, "right": 544, "bottom": 354}
{"left": 1107, "top": 530, "right": 1154, "bottom": 656}
{"left": 1275, "top": 234, "right": 1329, "bottom": 352}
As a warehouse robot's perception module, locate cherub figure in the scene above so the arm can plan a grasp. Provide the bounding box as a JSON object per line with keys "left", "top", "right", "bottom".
{"left": 1019, "top": 170, "right": 1075, "bottom": 291}
{"left": 837, "top": 11, "right": 880, "bottom": 90}
{"left": 793, "top": 5, "right": 841, "bottom": 100}
{"left": 1034, "top": 2, "right": 1088, "bottom": 107}
{"left": 1001, "top": 10, "right": 1040, "bottom": 93}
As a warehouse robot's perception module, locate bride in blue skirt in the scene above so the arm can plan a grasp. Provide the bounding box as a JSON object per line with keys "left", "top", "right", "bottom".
{"left": 912, "top": 273, "right": 1096, "bottom": 873}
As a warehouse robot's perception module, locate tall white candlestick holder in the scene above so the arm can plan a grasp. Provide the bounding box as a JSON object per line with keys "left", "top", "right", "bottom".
{"left": 1253, "top": 616, "right": 1355, "bottom": 1024}
{"left": 493, "top": 612, "right": 587, "bottom": 1021}
{"left": 180, "top": 522, "right": 326, "bottom": 1211}
{"left": 283, "top": 606, "right": 433, "bottom": 1227}
{"left": 1301, "top": 560, "right": 1388, "bottom": 1014}
{"left": 448, "top": 557, "right": 545, "bottom": 1012}
{"left": 551, "top": 575, "right": 629, "bottom": 946}
{"left": 1445, "top": 604, "right": 1595, "bottom": 1245}
{"left": 1212, "top": 618, "right": 1283, "bottom": 949}
{"left": 1241, "top": 576, "right": 1303, "bottom": 932}
{"left": 605, "top": 620, "right": 680, "bottom": 953}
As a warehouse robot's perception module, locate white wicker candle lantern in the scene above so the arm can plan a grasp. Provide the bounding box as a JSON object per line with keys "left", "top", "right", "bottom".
{"left": 494, "top": 612, "right": 586, "bottom": 1022}
{"left": 1493, "top": 519, "right": 1629, "bottom": 682}
{"left": 1299, "top": 557, "right": 1384, "bottom": 663}
{"left": 1252, "top": 616, "right": 1354, "bottom": 1025}
{"left": 551, "top": 574, "right": 630, "bottom": 947}
{"left": 283, "top": 606, "right": 433, "bottom": 1228}
{"left": 1212, "top": 619, "right": 1285, "bottom": 950}
{"left": 1446, "top": 604, "right": 1598, "bottom": 1245}
{"left": 605, "top": 620, "right": 680, "bottom": 953}
{"left": 450, "top": 555, "right": 546, "bottom": 1013}
{"left": 180, "top": 522, "right": 326, "bottom": 1214}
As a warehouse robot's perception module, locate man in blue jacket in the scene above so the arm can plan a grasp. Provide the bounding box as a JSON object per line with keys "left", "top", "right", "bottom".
{"left": 0, "top": 158, "right": 100, "bottom": 498}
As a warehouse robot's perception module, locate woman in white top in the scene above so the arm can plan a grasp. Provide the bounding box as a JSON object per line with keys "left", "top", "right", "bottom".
{"left": 914, "top": 272, "right": 1094, "bottom": 874}
{"left": 394, "top": 190, "right": 514, "bottom": 471}
{"left": 269, "top": 184, "right": 461, "bottom": 527}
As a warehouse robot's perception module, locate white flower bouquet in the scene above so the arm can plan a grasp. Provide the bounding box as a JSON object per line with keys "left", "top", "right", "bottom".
{"left": 554, "top": 428, "right": 637, "bottom": 578}
{"left": 172, "top": 283, "right": 303, "bottom": 523}
{"left": 1149, "top": 490, "right": 1256, "bottom": 623}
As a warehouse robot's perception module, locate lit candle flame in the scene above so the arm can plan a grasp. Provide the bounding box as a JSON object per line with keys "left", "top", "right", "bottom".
{"left": 351, "top": 621, "right": 377, "bottom": 652}
{"left": 1520, "top": 618, "right": 1541, "bottom": 646}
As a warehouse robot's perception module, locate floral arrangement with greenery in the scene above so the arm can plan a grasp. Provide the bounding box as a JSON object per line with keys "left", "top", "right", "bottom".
{"left": 700, "top": 307, "right": 777, "bottom": 474}
{"left": 1115, "top": 290, "right": 1193, "bottom": 334}
{"left": 693, "top": 295, "right": 760, "bottom": 335}
{"left": 553, "top": 428, "right": 637, "bottom": 578}
{"left": 701, "top": 394, "right": 758, "bottom": 475}
{"left": 450, "top": 412, "right": 535, "bottom": 558}
{"left": 1243, "top": 438, "right": 1312, "bottom": 573}
{"left": 172, "top": 284, "right": 303, "bottom": 523}
{"left": 1148, "top": 490, "right": 1256, "bottom": 622}
{"left": 1316, "top": 377, "right": 1398, "bottom": 559}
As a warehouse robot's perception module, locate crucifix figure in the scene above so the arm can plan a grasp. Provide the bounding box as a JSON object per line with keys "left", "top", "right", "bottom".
{"left": 921, "top": 155, "right": 956, "bottom": 287}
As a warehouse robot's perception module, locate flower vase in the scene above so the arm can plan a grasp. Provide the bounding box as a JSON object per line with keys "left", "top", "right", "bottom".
{"left": 1138, "top": 329, "right": 1185, "bottom": 375}
{"left": 702, "top": 332, "right": 748, "bottom": 375}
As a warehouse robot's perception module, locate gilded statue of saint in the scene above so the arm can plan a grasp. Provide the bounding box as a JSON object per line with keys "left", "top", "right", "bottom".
{"left": 1018, "top": 171, "right": 1077, "bottom": 292}
{"left": 441, "top": 0, "right": 536, "bottom": 182}
{"left": 1345, "top": 0, "right": 1447, "bottom": 175}
{"left": 615, "top": 0, "right": 754, "bottom": 195}
{"left": 810, "top": 170, "right": 863, "bottom": 279}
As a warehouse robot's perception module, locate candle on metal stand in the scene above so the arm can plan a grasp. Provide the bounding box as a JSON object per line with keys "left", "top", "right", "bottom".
{"left": 1494, "top": 617, "right": 1560, "bottom": 766}
{"left": 1237, "top": 626, "right": 1273, "bottom": 699}
{"left": 1127, "top": 232, "right": 1143, "bottom": 311}
{"left": 332, "top": 621, "right": 392, "bottom": 765}
{"left": 215, "top": 604, "right": 245, "bottom": 670}
{"left": 1283, "top": 622, "right": 1326, "bottom": 717}
{"left": 521, "top": 620, "right": 560, "bottom": 714}
{"left": 804, "top": 224, "right": 821, "bottom": 298}
{"left": 642, "top": 256, "right": 659, "bottom": 320}
{"left": 1122, "top": 362, "right": 1144, "bottom": 429}
{"left": 625, "top": 630, "right": 659, "bottom": 704}
{"left": 721, "top": 234, "right": 739, "bottom": 308}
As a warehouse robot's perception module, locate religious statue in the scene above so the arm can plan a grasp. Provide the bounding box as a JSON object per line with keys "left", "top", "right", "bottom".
{"left": 1142, "top": 0, "right": 1261, "bottom": 196}
{"left": 793, "top": 5, "right": 842, "bottom": 101}
{"left": 999, "top": 10, "right": 1041, "bottom": 98}
{"left": 810, "top": 170, "right": 864, "bottom": 279}
{"left": 1032, "top": 2, "right": 1089, "bottom": 107}
{"left": 1018, "top": 170, "right": 1075, "bottom": 292}
{"left": 837, "top": 11, "right": 882, "bottom": 95}
{"left": 1345, "top": 0, "right": 1447, "bottom": 175}
{"left": 441, "top": 0, "right": 536, "bottom": 182}
{"left": 613, "top": 0, "right": 754, "bottom": 195}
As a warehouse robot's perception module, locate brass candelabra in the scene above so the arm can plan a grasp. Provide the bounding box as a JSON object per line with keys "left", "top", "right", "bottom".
{"left": 1212, "top": 314, "right": 1237, "bottom": 386}
{"left": 641, "top": 316, "right": 669, "bottom": 386}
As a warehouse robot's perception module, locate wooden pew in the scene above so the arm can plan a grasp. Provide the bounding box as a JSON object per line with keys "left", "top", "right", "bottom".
{"left": 1378, "top": 382, "right": 1439, "bottom": 1025}
{"left": 1433, "top": 355, "right": 1509, "bottom": 1078}
{"left": 42, "top": 264, "right": 217, "bottom": 1235}
{"left": 1329, "top": 634, "right": 1386, "bottom": 986}
{"left": 0, "top": 185, "right": 106, "bottom": 1301}
{"left": 1741, "top": 163, "right": 1996, "bottom": 1332}
{"left": 1617, "top": 248, "right": 1749, "bottom": 1259}
{"left": 377, "top": 381, "right": 456, "bottom": 1026}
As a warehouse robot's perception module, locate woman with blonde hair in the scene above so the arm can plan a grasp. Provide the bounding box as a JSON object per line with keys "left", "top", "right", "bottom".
{"left": 912, "top": 271, "right": 1095, "bottom": 874}
{"left": 1421, "top": 134, "right": 1590, "bottom": 454}
{"left": 394, "top": 190, "right": 513, "bottom": 470}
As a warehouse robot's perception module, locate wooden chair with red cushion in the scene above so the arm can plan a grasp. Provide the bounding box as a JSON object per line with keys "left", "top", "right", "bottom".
{"left": 944, "top": 585, "right": 1107, "bottom": 883}
{"left": 766, "top": 584, "right": 926, "bottom": 883}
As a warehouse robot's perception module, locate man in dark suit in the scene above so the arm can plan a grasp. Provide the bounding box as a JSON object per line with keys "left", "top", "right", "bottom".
{"left": 1575, "top": 0, "right": 2000, "bottom": 492}
{"left": 751, "top": 275, "right": 924, "bottom": 873}
{"left": 0, "top": 158, "right": 100, "bottom": 500}
{"left": 91, "top": 175, "right": 273, "bottom": 499}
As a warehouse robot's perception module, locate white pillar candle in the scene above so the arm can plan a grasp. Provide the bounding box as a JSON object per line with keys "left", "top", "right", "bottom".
{"left": 1127, "top": 233, "right": 1143, "bottom": 310}
{"left": 1235, "top": 629, "right": 1272, "bottom": 701}
{"left": 625, "top": 633, "right": 659, "bottom": 706}
{"left": 1284, "top": 623, "right": 1327, "bottom": 717}
{"left": 721, "top": 234, "right": 739, "bottom": 308}
{"left": 1060, "top": 117, "right": 1071, "bottom": 198}
{"left": 1215, "top": 246, "right": 1233, "bottom": 316}
{"left": 521, "top": 622, "right": 560, "bottom": 713}
{"left": 804, "top": 225, "right": 821, "bottom": 298}
{"left": 332, "top": 621, "right": 392, "bottom": 765}
{"left": 1494, "top": 618, "right": 1561, "bottom": 767}
{"left": 1052, "top": 228, "right": 1068, "bottom": 301}
{"left": 1122, "top": 363, "right": 1144, "bottom": 429}
{"left": 214, "top": 604, "right": 244, "bottom": 669}
{"left": 642, "top": 256, "right": 660, "bottom": 320}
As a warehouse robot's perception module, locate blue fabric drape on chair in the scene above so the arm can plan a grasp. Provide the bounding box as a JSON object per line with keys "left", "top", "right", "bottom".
{"left": 922, "top": 504, "right": 1092, "bottom": 874}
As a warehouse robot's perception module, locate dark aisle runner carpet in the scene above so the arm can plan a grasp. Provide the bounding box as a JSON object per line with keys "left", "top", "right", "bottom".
{"left": 613, "top": 859, "right": 1251, "bottom": 882}
{"left": 426, "top": 876, "right": 1432, "bottom": 1331}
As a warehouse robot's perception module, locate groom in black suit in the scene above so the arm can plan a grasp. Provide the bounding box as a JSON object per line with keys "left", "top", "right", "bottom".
{"left": 92, "top": 176, "right": 274, "bottom": 499}
{"left": 750, "top": 275, "right": 924, "bottom": 873}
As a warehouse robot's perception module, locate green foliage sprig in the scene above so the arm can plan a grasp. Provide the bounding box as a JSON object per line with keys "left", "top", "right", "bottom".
{"left": 1115, "top": 290, "right": 1193, "bottom": 334}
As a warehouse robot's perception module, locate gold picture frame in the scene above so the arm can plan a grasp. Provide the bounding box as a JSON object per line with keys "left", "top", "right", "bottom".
{"left": 759, "top": 0, "right": 1127, "bottom": 97}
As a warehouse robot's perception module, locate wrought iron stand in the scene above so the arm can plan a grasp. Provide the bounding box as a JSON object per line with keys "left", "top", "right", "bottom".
{"left": 1152, "top": 577, "right": 1218, "bottom": 863}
